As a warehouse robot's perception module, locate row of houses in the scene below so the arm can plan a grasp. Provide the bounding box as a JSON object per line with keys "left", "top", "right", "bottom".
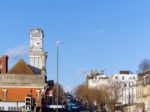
{"left": 86, "top": 70, "right": 150, "bottom": 112}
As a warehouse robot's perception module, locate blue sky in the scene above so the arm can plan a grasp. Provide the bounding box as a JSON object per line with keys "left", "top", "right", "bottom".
{"left": 0, "top": 0, "right": 150, "bottom": 89}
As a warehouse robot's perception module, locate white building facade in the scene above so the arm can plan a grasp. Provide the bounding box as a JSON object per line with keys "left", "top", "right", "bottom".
{"left": 87, "top": 71, "right": 138, "bottom": 107}
{"left": 111, "top": 71, "right": 137, "bottom": 105}
{"left": 87, "top": 73, "right": 110, "bottom": 88}
{"left": 29, "top": 28, "right": 46, "bottom": 70}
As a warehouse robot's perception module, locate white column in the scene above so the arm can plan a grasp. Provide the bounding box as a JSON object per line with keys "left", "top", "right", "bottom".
{"left": 2, "top": 89, "right": 7, "bottom": 101}
{"left": 36, "top": 89, "right": 41, "bottom": 100}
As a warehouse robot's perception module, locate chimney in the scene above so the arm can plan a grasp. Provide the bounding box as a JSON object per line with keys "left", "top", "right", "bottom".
{"left": 1, "top": 55, "right": 8, "bottom": 74}
{"left": 119, "top": 70, "right": 130, "bottom": 74}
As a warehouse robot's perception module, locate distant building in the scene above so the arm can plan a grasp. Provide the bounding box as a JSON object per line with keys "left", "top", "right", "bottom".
{"left": 86, "top": 70, "right": 138, "bottom": 110}
{"left": 29, "top": 28, "right": 47, "bottom": 71}
{"left": 112, "top": 70, "right": 137, "bottom": 105}
{"left": 134, "top": 72, "right": 150, "bottom": 112}
{"left": 86, "top": 71, "right": 110, "bottom": 88}
{"left": 0, "top": 28, "right": 47, "bottom": 111}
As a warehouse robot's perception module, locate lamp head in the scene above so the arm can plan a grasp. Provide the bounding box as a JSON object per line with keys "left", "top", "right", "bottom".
{"left": 56, "top": 40, "right": 64, "bottom": 46}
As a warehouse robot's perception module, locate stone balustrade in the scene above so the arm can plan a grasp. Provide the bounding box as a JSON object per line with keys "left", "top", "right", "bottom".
{"left": 0, "top": 74, "right": 46, "bottom": 84}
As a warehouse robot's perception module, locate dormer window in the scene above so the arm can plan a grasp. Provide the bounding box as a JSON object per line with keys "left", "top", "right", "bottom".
{"left": 124, "top": 83, "right": 127, "bottom": 87}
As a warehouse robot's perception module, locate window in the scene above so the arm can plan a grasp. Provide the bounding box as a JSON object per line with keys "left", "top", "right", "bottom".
{"left": 124, "top": 83, "right": 127, "bottom": 87}
{"left": 145, "top": 76, "right": 150, "bottom": 84}
{"left": 0, "top": 107, "right": 4, "bottom": 111}
{"left": 115, "top": 76, "right": 118, "bottom": 79}
{"left": 122, "top": 76, "right": 124, "bottom": 80}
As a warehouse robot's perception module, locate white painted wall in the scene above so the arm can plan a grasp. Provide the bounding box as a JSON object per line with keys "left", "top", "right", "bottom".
{"left": 0, "top": 102, "right": 25, "bottom": 111}
{"left": 88, "top": 74, "right": 110, "bottom": 88}
{"left": 29, "top": 28, "right": 44, "bottom": 69}
{"left": 112, "top": 73, "right": 137, "bottom": 105}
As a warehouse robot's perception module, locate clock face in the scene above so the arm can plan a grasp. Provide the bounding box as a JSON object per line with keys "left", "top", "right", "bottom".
{"left": 34, "top": 41, "right": 40, "bottom": 47}
{"left": 30, "top": 37, "right": 42, "bottom": 51}
{"left": 30, "top": 39, "right": 41, "bottom": 50}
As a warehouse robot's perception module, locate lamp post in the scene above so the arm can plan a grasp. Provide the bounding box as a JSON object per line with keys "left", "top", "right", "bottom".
{"left": 56, "top": 40, "right": 63, "bottom": 112}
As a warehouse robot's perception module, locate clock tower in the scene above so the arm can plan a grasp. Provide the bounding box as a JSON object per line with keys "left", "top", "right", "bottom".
{"left": 29, "top": 28, "right": 46, "bottom": 70}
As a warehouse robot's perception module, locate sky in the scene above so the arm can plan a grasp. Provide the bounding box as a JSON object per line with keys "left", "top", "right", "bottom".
{"left": 0, "top": 0, "right": 150, "bottom": 90}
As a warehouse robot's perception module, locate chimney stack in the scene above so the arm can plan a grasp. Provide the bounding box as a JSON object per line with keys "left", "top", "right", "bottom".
{"left": 1, "top": 55, "right": 8, "bottom": 74}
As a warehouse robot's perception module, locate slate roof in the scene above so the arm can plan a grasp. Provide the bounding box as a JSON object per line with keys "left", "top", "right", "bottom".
{"left": 8, "top": 59, "right": 34, "bottom": 74}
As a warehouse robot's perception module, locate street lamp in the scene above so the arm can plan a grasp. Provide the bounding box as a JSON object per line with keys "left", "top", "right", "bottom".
{"left": 56, "top": 40, "right": 63, "bottom": 112}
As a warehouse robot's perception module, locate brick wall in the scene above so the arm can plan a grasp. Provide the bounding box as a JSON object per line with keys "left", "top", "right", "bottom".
{"left": 0, "top": 88, "right": 42, "bottom": 106}
{"left": 0, "top": 55, "right": 8, "bottom": 74}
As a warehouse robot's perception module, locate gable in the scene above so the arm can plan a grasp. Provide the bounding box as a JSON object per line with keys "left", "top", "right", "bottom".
{"left": 8, "top": 59, "right": 34, "bottom": 75}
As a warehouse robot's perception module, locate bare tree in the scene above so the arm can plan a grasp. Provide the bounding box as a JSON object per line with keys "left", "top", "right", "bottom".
{"left": 75, "top": 83, "right": 90, "bottom": 104}
{"left": 93, "top": 85, "right": 108, "bottom": 111}
{"left": 106, "top": 81, "right": 121, "bottom": 112}
{"left": 75, "top": 80, "right": 121, "bottom": 112}
{"left": 139, "top": 58, "right": 150, "bottom": 73}
{"left": 52, "top": 83, "right": 65, "bottom": 104}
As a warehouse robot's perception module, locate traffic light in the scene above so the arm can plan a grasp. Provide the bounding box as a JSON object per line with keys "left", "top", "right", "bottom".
{"left": 25, "top": 97, "right": 32, "bottom": 111}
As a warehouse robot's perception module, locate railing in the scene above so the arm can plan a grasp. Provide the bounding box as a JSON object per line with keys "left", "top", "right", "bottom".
{"left": 0, "top": 74, "right": 46, "bottom": 84}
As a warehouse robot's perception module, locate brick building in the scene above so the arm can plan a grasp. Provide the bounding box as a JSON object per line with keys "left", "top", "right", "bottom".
{"left": 0, "top": 28, "right": 48, "bottom": 111}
